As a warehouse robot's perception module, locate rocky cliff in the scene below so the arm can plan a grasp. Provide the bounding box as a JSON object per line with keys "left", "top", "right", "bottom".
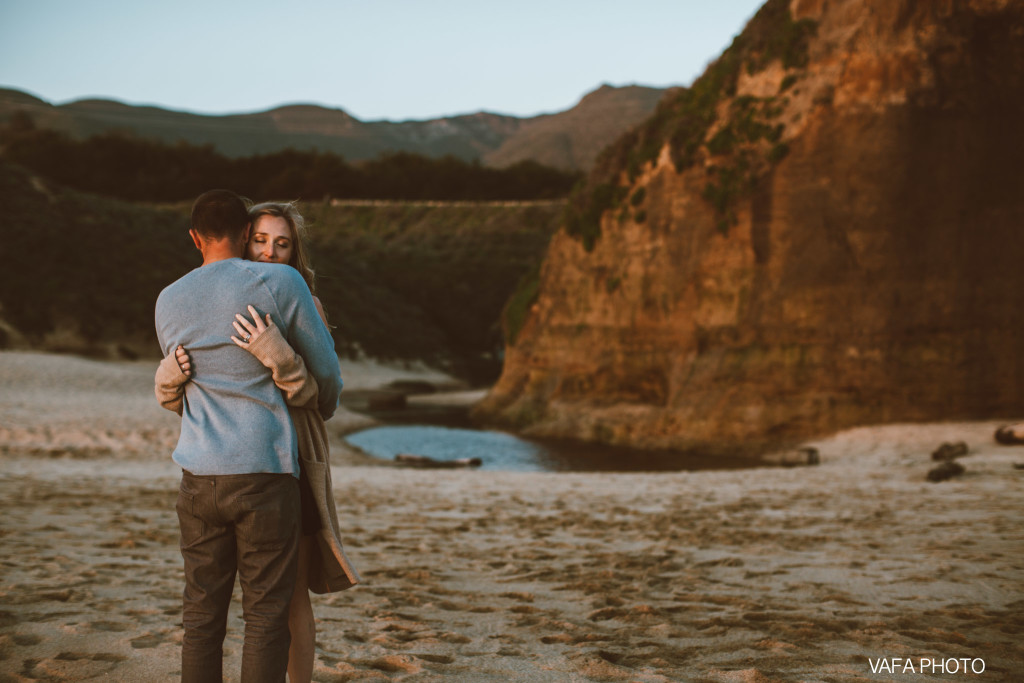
{"left": 476, "top": 0, "right": 1024, "bottom": 456}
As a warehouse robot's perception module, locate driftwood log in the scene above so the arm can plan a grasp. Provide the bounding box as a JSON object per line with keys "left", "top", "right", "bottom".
{"left": 994, "top": 426, "right": 1024, "bottom": 445}
{"left": 367, "top": 391, "right": 408, "bottom": 411}
{"left": 931, "top": 441, "right": 969, "bottom": 461}
{"left": 761, "top": 447, "right": 820, "bottom": 467}
{"left": 394, "top": 453, "right": 482, "bottom": 469}
{"left": 927, "top": 460, "right": 965, "bottom": 482}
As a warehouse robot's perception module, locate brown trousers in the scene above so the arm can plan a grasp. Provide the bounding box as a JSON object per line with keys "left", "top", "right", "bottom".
{"left": 176, "top": 471, "right": 300, "bottom": 683}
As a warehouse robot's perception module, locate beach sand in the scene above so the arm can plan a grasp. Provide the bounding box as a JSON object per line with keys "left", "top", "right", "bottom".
{"left": 1, "top": 350, "right": 1022, "bottom": 681}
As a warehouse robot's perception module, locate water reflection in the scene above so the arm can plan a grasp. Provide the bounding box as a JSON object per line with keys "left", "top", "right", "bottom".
{"left": 344, "top": 425, "right": 759, "bottom": 473}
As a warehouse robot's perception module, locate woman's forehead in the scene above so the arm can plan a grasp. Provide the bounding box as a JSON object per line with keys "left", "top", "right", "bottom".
{"left": 253, "top": 215, "right": 291, "bottom": 238}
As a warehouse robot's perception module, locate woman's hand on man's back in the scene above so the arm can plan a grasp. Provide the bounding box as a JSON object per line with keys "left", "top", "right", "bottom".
{"left": 231, "top": 305, "right": 275, "bottom": 350}
{"left": 175, "top": 345, "right": 192, "bottom": 377}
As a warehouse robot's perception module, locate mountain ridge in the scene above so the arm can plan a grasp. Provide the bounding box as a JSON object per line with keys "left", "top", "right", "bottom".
{"left": 0, "top": 84, "right": 665, "bottom": 171}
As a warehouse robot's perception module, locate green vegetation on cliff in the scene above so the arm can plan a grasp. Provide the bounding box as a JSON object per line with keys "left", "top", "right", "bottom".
{"left": 564, "top": 0, "right": 816, "bottom": 248}
{"left": 0, "top": 161, "right": 195, "bottom": 353}
{"left": 307, "top": 200, "right": 561, "bottom": 381}
{"left": 0, "top": 160, "right": 561, "bottom": 381}
{"left": 502, "top": 263, "right": 542, "bottom": 345}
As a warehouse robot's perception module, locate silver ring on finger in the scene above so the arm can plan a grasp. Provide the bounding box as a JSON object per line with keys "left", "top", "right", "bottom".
{"left": 243, "top": 333, "right": 251, "bottom": 342}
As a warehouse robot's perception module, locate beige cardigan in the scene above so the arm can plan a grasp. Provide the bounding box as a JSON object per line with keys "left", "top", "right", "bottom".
{"left": 155, "top": 327, "right": 360, "bottom": 593}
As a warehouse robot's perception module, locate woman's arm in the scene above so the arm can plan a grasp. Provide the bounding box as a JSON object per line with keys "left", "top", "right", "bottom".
{"left": 313, "top": 295, "right": 328, "bottom": 328}
{"left": 231, "top": 306, "right": 319, "bottom": 409}
{"left": 154, "top": 345, "right": 191, "bottom": 415}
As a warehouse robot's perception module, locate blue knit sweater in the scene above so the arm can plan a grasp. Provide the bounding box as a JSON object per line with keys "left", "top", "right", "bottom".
{"left": 155, "top": 258, "right": 342, "bottom": 477}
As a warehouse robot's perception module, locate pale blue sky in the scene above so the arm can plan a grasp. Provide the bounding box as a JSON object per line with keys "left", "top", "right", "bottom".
{"left": 0, "top": 0, "right": 765, "bottom": 121}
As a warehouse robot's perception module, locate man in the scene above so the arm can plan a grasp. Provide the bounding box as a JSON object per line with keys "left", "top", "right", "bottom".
{"left": 155, "top": 189, "right": 342, "bottom": 683}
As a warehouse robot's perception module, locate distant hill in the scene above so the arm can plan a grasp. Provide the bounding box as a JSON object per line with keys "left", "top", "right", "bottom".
{"left": 483, "top": 85, "right": 669, "bottom": 171}
{"left": 0, "top": 85, "right": 666, "bottom": 172}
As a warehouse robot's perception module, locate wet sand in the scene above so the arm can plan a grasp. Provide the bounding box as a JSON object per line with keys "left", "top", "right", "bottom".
{"left": 1, "top": 351, "right": 1022, "bottom": 681}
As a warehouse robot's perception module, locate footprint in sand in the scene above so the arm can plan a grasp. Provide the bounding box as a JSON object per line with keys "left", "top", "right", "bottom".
{"left": 498, "top": 591, "right": 535, "bottom": 603}
{"left": 588, "top": 606, "right": 628, "bottom": 622}
{"left": 509, "top": 605, "right": 539, "bottom": 614}
{"left": 351, "top": 654, "right": 422, "bottom": 674}
{"left": 567, "top": 650, "right": 637, "bottom": 681}
{"left": 29, "top": 651, "right": 127, "bottom": 679}
{"left": 88, "top": 620, "right": 131, "bottom": 633}
{"left": 130, "top": 632, "right": 168, "bottom": 649}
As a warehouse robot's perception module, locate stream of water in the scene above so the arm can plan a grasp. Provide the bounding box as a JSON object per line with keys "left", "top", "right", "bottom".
{"left": 344, "top": 424, "right": 758, "bottom": 472}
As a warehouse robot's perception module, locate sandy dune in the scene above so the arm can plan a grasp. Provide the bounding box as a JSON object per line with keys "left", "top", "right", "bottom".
{"left": 1, "top": 351, "right": 1022, "bottom": 681}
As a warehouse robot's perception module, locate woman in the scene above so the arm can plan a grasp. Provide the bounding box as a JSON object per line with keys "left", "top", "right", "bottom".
{"left": 156, "top": 201, "right": 358, "bottom": 683}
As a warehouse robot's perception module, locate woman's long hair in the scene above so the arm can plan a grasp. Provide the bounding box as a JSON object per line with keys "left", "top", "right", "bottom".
{"left": 248, "top": 201, "right": 316, "bottom": 294}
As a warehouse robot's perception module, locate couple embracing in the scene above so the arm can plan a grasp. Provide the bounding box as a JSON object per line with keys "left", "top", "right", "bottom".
{"left": 154, "top": 190, "right": 359, "bottom": 683}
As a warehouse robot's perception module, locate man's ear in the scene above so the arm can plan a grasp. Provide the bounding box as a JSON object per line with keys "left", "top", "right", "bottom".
{"left": 242, "top": 222, "right": 252, "bottom": 244}
{"left": 189, "top": 228, "right": 203, "bottom": 251}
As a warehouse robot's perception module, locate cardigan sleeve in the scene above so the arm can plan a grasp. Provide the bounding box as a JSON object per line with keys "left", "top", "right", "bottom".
{"left": 154, "top": 352, "right": 189, "bottom": 416}
{"left": 245, "top": 322, "right": 320, "bottom": 410}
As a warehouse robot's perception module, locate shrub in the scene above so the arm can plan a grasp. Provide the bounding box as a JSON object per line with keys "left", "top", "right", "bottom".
{"left": 768, "top": 142, "right": 790, "bottom": 163}
{"left": 561, "top": 0, "right": 816, "bottom": 249}
{"left": 503, "top": 263, "right": 542, "bottom": 344}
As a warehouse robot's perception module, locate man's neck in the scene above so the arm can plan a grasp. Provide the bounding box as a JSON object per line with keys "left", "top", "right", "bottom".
{"left": 190, "top": 225, "right": 250, "bottom": 265}
{"left": 201, "top": 243, "right": 243, "bottom": 266}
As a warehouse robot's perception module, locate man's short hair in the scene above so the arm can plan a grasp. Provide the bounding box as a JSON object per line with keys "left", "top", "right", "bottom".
{"left": 191, "top": 190, "right": 250, "bottom": 241}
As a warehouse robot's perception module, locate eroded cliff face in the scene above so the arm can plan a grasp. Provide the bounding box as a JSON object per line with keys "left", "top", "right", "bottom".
{"left": 476, "top": 0, "right": 1024, "bottom": 455}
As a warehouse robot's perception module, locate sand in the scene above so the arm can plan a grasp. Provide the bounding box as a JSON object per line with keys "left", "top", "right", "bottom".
{"left": 1, "top": 350, "right": 1022, "bottom": 682}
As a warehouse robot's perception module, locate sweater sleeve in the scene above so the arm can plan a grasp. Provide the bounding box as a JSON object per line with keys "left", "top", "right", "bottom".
{"left": 154, "top": 352, "right": 189, "bottom": 416}
{"left": 245, "top": 322, "right": 320, "bottom": 410}
{"left": 268, "top": 267, "right": 342, "bottom": 421}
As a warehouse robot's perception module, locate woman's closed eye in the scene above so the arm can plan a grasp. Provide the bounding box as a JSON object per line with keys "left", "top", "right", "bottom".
{"left": 252, "top": 236, "right": 290, "bottom": 247}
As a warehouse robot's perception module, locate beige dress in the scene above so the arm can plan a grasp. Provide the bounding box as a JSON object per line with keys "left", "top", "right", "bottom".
{"left": 155, "top": 325, "right": 360, "bottom": 593}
